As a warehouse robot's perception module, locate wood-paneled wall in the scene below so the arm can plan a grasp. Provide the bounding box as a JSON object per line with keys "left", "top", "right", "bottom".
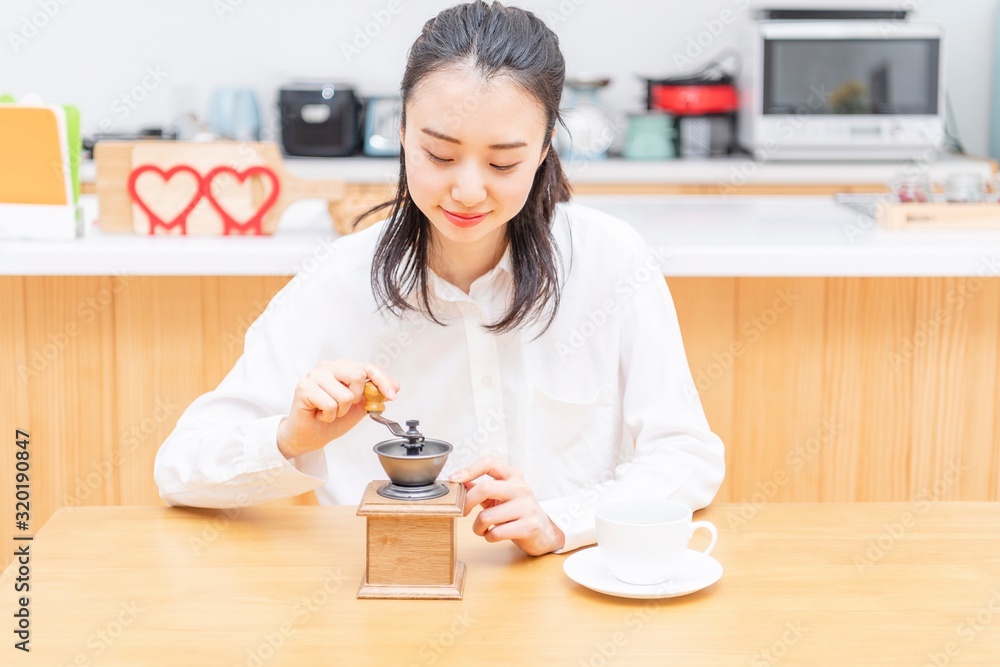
{"left": 3, "top": 276, "right": 998, "bottom": 569}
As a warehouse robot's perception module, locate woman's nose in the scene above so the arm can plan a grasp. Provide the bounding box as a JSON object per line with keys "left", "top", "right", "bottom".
{"left": 451, "top": 164, "right": 487, "bottom": 207}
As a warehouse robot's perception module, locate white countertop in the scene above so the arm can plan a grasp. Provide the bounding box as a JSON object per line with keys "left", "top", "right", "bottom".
{"left": 4, "top": 195, "right": 1000, "bottom": 277}
{"left": 79, "top": 154, "right": 994, "bottom": 186}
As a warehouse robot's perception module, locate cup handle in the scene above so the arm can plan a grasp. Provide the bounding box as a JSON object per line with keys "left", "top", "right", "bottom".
{"left": 690, "top": 520, "right": 718, "bottom": 556}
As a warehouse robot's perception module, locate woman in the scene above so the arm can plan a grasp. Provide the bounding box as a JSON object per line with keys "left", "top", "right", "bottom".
{"left": 154, "top": 1, "right": 724, "bottom": 556}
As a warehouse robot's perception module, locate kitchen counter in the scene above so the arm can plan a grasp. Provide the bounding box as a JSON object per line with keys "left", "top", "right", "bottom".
{"left": 3, "top": 195, "right": 1000, "bottom": 277}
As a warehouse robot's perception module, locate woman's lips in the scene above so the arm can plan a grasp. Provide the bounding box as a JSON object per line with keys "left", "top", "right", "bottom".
{"left": 442, "top": 208, "right": 489, "bottom": 229}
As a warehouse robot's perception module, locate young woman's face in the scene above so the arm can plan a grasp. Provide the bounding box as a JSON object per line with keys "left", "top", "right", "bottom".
{"left": 402, "top": 66, "right": 550, "bottom": 251}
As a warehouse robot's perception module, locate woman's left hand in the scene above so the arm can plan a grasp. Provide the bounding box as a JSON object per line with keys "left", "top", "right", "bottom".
{"left": 449, "top": 457, "right": 565, "bottom": 556}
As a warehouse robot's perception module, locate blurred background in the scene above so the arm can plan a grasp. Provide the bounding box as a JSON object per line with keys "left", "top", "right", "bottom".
{"left": 1, "top": 0, "right": 996, "bottom": 156}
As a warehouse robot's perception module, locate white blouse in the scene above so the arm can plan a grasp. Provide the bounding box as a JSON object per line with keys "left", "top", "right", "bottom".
{"left": 153, "top": 201, "right": 725, "bottom": 552}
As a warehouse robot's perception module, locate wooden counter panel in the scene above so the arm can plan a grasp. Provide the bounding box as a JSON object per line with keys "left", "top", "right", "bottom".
{"left": 2, "top": 276, "right": 998, "bottom": 571}
{"left": 667, "top": 278, "right": 738, "bottom": 499}
{"left": 821, "top": 278, "right": 917, "bottom": 501}
{"left": 910, "top": 278, "right": 1000, "bottom": 502}
{"left": 675, "top": 277, "right": 1000, "bottom": 506}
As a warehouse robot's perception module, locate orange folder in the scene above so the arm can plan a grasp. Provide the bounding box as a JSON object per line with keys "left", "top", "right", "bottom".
{"left": 0, "top": 106, "right": 70, "bottom": 205}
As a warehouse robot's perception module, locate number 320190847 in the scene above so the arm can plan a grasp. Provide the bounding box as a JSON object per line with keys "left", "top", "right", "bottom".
{"left": 15, "top": 430, "right": 30, "bottom": 529}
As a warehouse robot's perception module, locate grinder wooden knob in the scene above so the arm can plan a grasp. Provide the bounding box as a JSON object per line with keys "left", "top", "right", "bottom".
{"left": 363, "top": 380, "right": 386, "bottom": 414}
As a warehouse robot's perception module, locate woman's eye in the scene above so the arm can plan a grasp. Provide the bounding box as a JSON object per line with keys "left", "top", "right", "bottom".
{"left": 424, "top": 150, "right": 451, "bottom": 164}
{"left": 491, "top": 163, "right": 518, "bottom": 172}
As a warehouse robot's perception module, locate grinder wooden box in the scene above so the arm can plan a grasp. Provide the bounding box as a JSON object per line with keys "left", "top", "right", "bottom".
{"left": 356, "top": 480, "right": 467, "bottom": 599}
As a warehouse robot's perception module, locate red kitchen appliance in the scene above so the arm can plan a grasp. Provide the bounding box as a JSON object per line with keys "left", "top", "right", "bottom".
{"left": 645, "top": 63, "right": 739, "bottom": 158}
{"left": 647, "top": 77, "right": 739, "bottom": 116}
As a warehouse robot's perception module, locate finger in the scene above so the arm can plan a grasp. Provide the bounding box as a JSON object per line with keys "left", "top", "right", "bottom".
{"left": 480, "top": 517, "right": 534, "bottom": 544}
{"left": 362, "top": 363, "right": 398, "bottom": 400}
{"left": 296, "top": 385, "right": 340, "bottom": 422}
{"left": 325, "top": 362, "right": 369, "bottom": 400}
{"left": 449, "top": 455, "right": 516, "bottom": 485}
{"left": 310, "top": 374, "right": 359, "bottom": 420}
{"left": 463, "top": 478, "right": 523, "bottom": 516}
{"left": 471, "top": 499, "right": 525, "bottom": 536}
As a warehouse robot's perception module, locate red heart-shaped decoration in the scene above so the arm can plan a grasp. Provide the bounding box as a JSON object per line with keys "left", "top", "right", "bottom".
{"left": 128, "top": 165, "right": 203, "bottom": 235}
{"left": 201, "top": 166, "right": 281, "bottom": 236}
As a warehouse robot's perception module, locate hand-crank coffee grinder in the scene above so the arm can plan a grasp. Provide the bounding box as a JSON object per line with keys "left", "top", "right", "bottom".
{"left": 356, "top": 381, "right": 467, "bottom": 599}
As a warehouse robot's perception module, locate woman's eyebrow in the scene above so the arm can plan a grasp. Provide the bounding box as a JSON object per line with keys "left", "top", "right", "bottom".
{"left": 420, "top": 127, "right": 527, "bottom": 150}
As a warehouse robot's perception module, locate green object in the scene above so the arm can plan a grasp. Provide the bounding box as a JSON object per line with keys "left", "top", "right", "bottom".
{"left": 624, "top": 112, "right": 674, "bottom": 160}
{"left": 0, "top": 93, "right": 15, "bottom": 103}
{"left": 61, "top": 104, "right": 81, "bottom": 203}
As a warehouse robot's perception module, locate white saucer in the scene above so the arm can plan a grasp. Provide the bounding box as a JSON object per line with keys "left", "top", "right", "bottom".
{"left": 563, "top": 547, "right": 723, "bottom": 599}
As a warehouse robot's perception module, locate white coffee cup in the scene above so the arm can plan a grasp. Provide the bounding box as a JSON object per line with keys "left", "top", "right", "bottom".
{"left": 595, "top": 499, "right": 718, "bottom": 586}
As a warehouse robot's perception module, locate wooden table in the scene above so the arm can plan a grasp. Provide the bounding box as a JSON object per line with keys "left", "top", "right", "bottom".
{"left": 2, "top": 503, "right": 999, "bottom": 666}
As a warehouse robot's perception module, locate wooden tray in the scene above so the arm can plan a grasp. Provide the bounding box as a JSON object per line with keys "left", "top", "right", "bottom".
{"left": 878, "top": 201, "right": 1000, "bottom": 230}
{"left": 94, "top": 141, "right": 347, "bottom": 235}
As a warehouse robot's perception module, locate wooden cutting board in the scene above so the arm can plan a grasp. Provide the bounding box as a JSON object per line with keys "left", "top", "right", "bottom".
{"left": 94, "top": 141, "right": 347, "bottom": 235}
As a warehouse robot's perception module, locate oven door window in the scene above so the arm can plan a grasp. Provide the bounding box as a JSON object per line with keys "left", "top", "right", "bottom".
{"left": 763, "top": 38, "right": 940, "bottom": 115}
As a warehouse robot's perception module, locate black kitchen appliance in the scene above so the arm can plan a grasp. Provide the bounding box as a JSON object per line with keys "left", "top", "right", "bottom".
{"left": 278, "top": 82, "right": 362, "bottom": 157}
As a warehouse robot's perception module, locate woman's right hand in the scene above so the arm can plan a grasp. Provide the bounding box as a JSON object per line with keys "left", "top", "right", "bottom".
{"left": 276, "top": 360, "right": 398, "bottom": 460}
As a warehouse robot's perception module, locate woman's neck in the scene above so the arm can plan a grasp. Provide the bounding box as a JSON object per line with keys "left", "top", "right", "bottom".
{"left": 428, "top": 229, "right": 508, "bottom": 294}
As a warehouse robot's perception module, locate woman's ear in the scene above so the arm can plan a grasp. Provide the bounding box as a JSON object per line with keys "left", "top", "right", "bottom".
{"left": 538, "top": 127, "right": 557, "bottom": 166}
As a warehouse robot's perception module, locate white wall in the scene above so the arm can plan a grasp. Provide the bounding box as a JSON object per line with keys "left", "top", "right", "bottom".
{"left": 1, "top": 0, "right": 996, "bottom": 155}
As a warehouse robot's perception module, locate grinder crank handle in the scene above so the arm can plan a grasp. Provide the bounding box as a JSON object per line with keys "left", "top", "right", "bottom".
{"left": 363, "top": 380, "right": 407, "bottom": 438}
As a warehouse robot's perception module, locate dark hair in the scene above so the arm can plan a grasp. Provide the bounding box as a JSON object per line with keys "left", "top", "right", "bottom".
{"left": 358, "top": 0, "right": 572, "bottom": 335}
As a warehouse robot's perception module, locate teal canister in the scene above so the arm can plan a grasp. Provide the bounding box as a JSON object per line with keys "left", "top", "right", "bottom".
{"left": 624, "top": 112, "right": 674, "bottom": 160}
